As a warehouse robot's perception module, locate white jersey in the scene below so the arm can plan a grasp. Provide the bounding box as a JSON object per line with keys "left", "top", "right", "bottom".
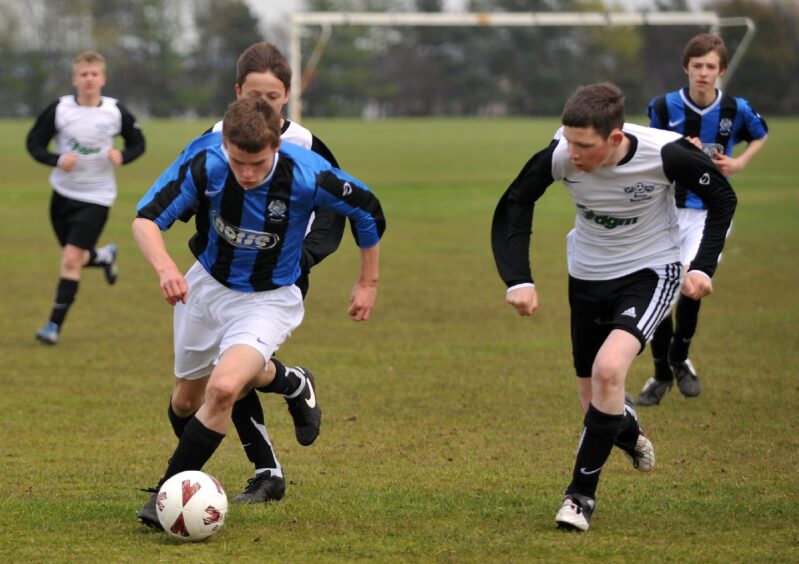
{"left": 552, "top": 123, "right": 682, "bottom": 280}
{"left": 210, "top": 118, "right": 314, "bottom": 150}
{"left": 49, "top": 96, "right": 127, "bottom": 206}
{"left": 492, "top": 122, "right": 737, "bottom": 287}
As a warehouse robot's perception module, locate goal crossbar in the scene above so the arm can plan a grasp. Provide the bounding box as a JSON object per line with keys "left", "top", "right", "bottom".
{"left": 288, "top": 11, "right": 754, "bottom": 121}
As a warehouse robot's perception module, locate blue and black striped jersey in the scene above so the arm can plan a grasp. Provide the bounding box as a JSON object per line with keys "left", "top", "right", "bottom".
{"left": 136, "top": 132, "right": 385, "bottom": 292}
{"left": 648, "top": 87, "right": 767, "bottom": 209}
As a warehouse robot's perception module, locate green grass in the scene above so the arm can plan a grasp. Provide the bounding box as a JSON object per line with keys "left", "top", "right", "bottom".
{"left": 1, "top": 116, "right": 797, "bottom": 562}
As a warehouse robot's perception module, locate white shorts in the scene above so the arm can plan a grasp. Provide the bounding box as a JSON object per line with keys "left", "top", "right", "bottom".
{"left": 173, "top": 262, "right": 304, "bottom": 380}
{"left": 676, "top": 208, "right": 732, "bottom": 265}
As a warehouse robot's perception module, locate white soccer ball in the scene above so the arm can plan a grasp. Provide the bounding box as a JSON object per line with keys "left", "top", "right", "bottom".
{"left": 156, "top": 470, "right": 228, "bottom": 541}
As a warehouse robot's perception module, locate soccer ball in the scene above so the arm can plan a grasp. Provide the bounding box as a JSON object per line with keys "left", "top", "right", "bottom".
{"left": 156, "top": 470, "right": 228, "bottom": 541}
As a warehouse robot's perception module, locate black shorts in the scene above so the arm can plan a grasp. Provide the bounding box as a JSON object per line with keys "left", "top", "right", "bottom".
{"left": 569, "top": 263, "right": 682, "bottom": 377}
{"left": 50, "top": 191, "right": 110, "bottom": 250}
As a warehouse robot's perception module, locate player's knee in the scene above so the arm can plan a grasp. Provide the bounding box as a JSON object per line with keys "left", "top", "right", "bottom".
{"left": 591, "top": 360, "right": 624, "bottom": 391}
{"left": 170, "top": 394, "right": 201, "bottom": 416}
{"left": 204, "top": 378, "right": 241, "bottom": 410}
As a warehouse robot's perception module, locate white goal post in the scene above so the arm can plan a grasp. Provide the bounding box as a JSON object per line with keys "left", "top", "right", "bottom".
{"left": 288, "top": 11, "right": 756, "bottom": 122}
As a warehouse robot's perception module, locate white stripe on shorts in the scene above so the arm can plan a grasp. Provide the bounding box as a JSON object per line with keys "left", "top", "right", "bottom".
{"left": 638, "top": 262, "right": 683, "bottom": 340}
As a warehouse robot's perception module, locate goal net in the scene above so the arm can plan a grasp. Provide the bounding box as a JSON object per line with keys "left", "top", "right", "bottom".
{"left": 288, "top": 11, "right": 755, "bottom": 120}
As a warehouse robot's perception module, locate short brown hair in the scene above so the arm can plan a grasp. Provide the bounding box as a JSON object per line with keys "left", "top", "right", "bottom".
{"left": 561, "top": 82, "right": 625, "bottom": 139}
{"left": 236, "top": 42, "right": 292, "bottom": 90}
{"left": 222, "top": 97, "right": 281, "bottom": 153}
{"left": 73, "top": 50, "right": 106, "bottom": 72}
{"left": 682, "top": 33, "right": 728, "bottom": 71}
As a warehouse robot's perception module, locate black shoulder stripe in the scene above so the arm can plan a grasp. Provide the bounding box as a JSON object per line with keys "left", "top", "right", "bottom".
{"left": 651, "top": 97, "right": 669, "bottom": 128}
{"left": 716, "top": 94, "right": 739, "bottom": 149}
{"left": 317, "top": 171, "right": 386, "bottom": 240}
{"left": 138, "top": 151, "right": 205, "bottom": 223}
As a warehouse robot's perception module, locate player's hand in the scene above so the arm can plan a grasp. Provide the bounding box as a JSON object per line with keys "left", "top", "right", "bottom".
{"left": 108, "top": 148, "right": 123, "bottom": 167}
{"left": 506, "top": 286, "right": 538, "bottom": 317}
{"left": 712, "top": 153, "right": 742, "bottom": 176}
{"left": 159, "top": 268, "right": 189, "bottom": 305}
{"left": 348, "top": 281, "right": 377, "bottom": 321}
{"left": 59, "top": 153, "right": 78, "bottom": 172}
{"left": 682, "top": 271, "right": 713, "bottom": 300}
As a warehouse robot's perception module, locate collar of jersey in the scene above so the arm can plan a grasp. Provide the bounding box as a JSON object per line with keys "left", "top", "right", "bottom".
{"left": 220, "top": 145, "right": 279, "bottom": 189}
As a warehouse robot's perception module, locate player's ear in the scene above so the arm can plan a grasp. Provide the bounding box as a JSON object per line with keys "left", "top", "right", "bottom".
{"left": 234, "top": 84, "right": 243, "bottom": 98}
{"left": 609, "top": 129, "right": 624, "bottom": 147}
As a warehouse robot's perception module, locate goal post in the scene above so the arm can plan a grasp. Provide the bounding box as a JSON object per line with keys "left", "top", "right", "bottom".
{"left": 288, "top": 11, "right": 755, "bottom": 122}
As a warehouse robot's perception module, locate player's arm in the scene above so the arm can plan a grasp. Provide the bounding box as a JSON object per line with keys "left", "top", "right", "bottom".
{"left": 312, "top": 169, "right": 386, "bottom": 318}
{"left": 115, "top": 102, "right": 146, "bottom": 165}
{"left": 713, "top": 135, "right": 767, "bottom": 176}
{"left": 300, "top": 134, "right": 346, "bottom": 276}
{"left": 349, "top": 243, "right": 380, "bottom": 322}
{"left": 662, "top": 138, "right": 737, "bottom": 298}
{"left": 491, "top": 141, "right": 556, "bottom": 316}
{"left": 25, "top": 100, "right": 61, "bottom": 167}
{"left": 132, "top": 217, "right": 188, "bottom": 305}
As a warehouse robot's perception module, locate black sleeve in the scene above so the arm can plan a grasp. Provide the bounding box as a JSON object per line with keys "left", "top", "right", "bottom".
{"left": 117, "top": 102, "right": 146, "bottom": 164}
{"left": 26, "top": 100, "right": 60, "bottom": 167}
{"left": 300, "top": 134, "right": 346, "bottom": 272}
{"left": 310, "top": 134, "right": 339, "bottom": 168}
{"left": 662, "top": 138, "right": 737, "bottom": 278}
{"left": 491, "top": 140, "right": 557, "bottom": 287}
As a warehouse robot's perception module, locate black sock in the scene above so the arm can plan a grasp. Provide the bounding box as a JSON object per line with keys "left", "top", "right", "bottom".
{"left": 167, "top": 401, "right": 196, "bottom": 438}
{"left": 614, "top": 405, "right": 641, "bottom": 451}
{"left": 256, "top": 359, "right": 302, "bottom": 396}
{"left": 566, "top": 404, "right": 624, "bottom": 499}
{"left": 670, "top": 296, "right": 702, "bottom": 363}
{"left": 232, "top": 389, "right": 279, "bottom": 471}
{"left": 159, "top": 417, "right": 224, "bottom": 488}
{"left": 49, "top": 278, "right": 79, "bottom": 327}
{"left": 651, "top": 316, "right": 674, "bottom": 381}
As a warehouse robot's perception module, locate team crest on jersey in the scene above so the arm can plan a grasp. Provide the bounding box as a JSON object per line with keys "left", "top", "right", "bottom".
{"left": 718, "top": 118, "right": 733, "bottom": 137}
{"left": 211, "top": 209, "right": 279, "bottom": 250}
{"left": 267, "top": 199, "right": 288, "bottom": 222}
{"left": 623, "top": 182, "right": 656, "bottom": 202}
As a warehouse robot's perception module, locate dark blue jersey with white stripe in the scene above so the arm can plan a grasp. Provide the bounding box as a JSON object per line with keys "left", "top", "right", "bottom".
{"left": 136, "top": 132, "right": 385, "bottom": 292}
{"left": 648, "top": 87, "right": 767, "bottom": 209}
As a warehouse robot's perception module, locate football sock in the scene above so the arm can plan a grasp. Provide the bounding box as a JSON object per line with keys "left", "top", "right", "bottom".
{"left": 256, "top": 358, "right": 304, "bottom": 397}
{"left": 159, "top": 417, "right": 224, "bottom": 488}
{"left": 566, "top": 404, "right": 624, "bottom": 499}
{"left": 651, "top": 316, "right": 674, "bottom": 381}
{"left": 614, "top": 404, "right": 641, "bottom": 451}
{"left": 49, "top": 278, "right": 78, "bottom": 327}
{"left": 670, "top": 296, "right": 702, "bottom": 363}
{"left": 232, "top": 388, "right": 281, "bottom": 474}
{"left": 167, "top": 401, "right": 196, "bottom": 438}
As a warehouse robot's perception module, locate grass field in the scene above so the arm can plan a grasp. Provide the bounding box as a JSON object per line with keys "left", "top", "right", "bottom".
{"left": 1, "top": 116, "right": 797, "bottom": 562}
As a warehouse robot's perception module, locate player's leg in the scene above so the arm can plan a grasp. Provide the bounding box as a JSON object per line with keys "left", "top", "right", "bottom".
{"left": 667, "top": 208, "right": 707, "bottom": 397}
{"left": 638, "top": 316, "right": 675, "bottom": 405}
{"left": 138, "top": 345, "right": 264, "bottom": 529}
{"left": 230, "top": 389, "right": 286, "bottom": 503}
{"left": 226, "top": 285, "right": 307, "bottom": 501}
{"left": 36, "top": 195, "right": 107, "bottom": 344}
{"left": 669, "top": 295, "right": 702, "bottom": 397}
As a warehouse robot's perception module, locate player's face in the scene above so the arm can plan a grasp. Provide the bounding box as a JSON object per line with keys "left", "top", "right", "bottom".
{"left": 685, "top": 52, "right": 725, "bottom": 101}
{"left": 72, "top": 63, "right": 106, "bottom": 99}
{"left": 235, "top": 71, "right": 290, "bottom": 115}
{"left": 224, "top": 140, "right": 279, "bottom": 190}
{"left": 562, "top": 126, "right": 617, "bottom": 172}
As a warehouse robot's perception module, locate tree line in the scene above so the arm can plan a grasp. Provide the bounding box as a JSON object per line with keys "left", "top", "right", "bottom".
{"left": 1, "top": 0, "right": 796, "bottom": 119}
